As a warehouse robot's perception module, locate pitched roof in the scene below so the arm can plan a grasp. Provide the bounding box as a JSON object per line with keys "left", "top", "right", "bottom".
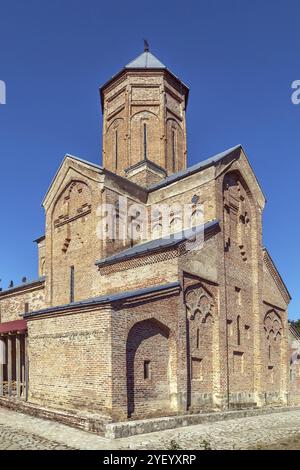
{"left": 0, "top": 320, "right": 27, "bottom": 334}
{"left": 24, "top": 281, "right": 181, "bottom": 318}
{"left": 42, "top": 153, "right": 102, "bottom": 206}
{"left": 125, "top": 51, "right": 166, "bottom": 69}
{"left": 0, "top": 277, "right": 45, "bottom": 297}
{"left": 263, "top": 248, "right": 292, "bottom": 303}
{"left": 148, "top": 145, "right": 242, "bottom": 192}
{"left": 42, "top": 144, "right": 265, "bottom": 215}
{"left": 33, "top": 235, "right": 45, "bottom": 244}
{"left": 289, "top": 322, "right": 300, "bottom": 341}
{"left": 43, "top": 146, "right": 239, "bottom": 206}
{"left": 96, "top": 220, "right": 219, "bottom": 267}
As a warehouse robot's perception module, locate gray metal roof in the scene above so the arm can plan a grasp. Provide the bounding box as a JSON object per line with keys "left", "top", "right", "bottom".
{"left": 96, "top": 220, "right": 219, "bottom": 267}
{"left": 42, "top": 145, "right": 240, "bottom": 208}
{"left": 42, "top": 153, "right": 102, "bottom": 206}
{"left": 148, "top": 145, "right": 242, "bottom": 192}
{"left": 126, "top": 51, "right": 166, "bottom": 69}
{"left": 33, "top": 235, "right": 46, "bottom": 244}
{"left": 24, "top": 281, "right": 181, "bottom": 318}
{"left": 0, "top": 276, "right": 46, "bottom": 296}
{"left": 100, "top": 50, "right": 189, "bottom": 110}
{"left": 289, "top": 322, "right": 300, "bottom": 340}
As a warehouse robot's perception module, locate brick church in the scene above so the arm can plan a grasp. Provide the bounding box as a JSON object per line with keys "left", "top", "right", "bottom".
{"left": 0, "top": 47, "right": 293, "bottom": 429}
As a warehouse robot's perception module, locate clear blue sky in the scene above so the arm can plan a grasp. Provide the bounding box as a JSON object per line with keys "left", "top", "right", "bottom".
{"left": 0, "top": 0, "right": 299, "bottom": 318}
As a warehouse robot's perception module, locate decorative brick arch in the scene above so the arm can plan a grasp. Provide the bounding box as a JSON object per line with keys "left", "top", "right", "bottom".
{"left": 184, "top": 283, "right": 215, "bottom": 408}
{"left": 105, "top": 118, "right": 126, "bottom": 171}
{"left": 264, "top": 310, "right": 283, "bottom": 339}
{"left": 130, "top": 110, "right": 160, "bottom": 167}
{"left": 126, "top": 318, "right": 176, "bottom": 418}
{"left": 223, "top": 171, "right": 254, "bottom": 262}
{"left": 263, "top": 309, "right": 284, "bottom": 388}
{"left": 52, "top": 180, "right": 92, "bottom": 253}
{"left": 184, "top": 284, "right": 214, "bottom": 322}
{"left": 166, "top": 118, "right": 184, "bottom": 173}
{"left": 52, "top": 180, "right": 91, "bottom": 226}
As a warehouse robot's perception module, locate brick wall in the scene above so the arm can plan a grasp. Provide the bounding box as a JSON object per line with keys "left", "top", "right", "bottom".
{"left": 110, "top": 289, "right": 182, "bottom": 420}
{"left": 27, "top": 307, "right": 113, "bottom": 415}
{"left": 101, "top": 70, "right": 188, "bottom": 182}
{"left": 0, "top": 283, "right": 45, "bottom": 323}
{"left": 0, "top": 123, "right": 292, "bottom": 423}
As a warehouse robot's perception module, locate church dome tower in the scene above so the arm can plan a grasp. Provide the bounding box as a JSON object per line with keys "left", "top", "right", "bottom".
{"left": 100, "top": 44, "right": 189, "bottom": 187}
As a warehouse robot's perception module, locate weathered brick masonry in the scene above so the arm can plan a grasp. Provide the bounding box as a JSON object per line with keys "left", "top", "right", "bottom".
{"left": 0, "top": 47, "right": 293, "bottom": 426}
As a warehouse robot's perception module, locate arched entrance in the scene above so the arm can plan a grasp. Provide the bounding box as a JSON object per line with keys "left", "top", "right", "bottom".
{"left": 126, "top": 318, "right": 176, "bottom": 418}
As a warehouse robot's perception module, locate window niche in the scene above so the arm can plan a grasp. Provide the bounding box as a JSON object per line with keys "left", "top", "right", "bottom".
{"left": 191, "top": 357, "right": 203, "bottom": 381}
{"left": 233, "top": 351, "right": 244, "bottom": 374}
{"left": 196, "top": 328, "right": 200, "bottom": 349}
{"left": 227, "top": 319, "right": 233, "bottom": 337}
{"left": 70, "top": 265, "right": 75, "bottom": 303}
{"left": 245, "top": 325, "right": 250, "bottom": 340}
{"left": 235, "top": 286, "right": 242, "bottom": 306}
{"left": 143, "top": 360, "right": 151, "bottom": 380}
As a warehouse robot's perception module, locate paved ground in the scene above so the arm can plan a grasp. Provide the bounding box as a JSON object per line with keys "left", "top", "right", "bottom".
{"left": 1, "top": 407, "right": 300, "bottom": 450}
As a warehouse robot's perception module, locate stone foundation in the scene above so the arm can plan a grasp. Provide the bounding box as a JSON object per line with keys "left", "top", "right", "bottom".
{"left": 0, "top": 397, "right": 110, "bottom": 435}
{"left": 1, "top": 397, "right": 299, "bottom": 439}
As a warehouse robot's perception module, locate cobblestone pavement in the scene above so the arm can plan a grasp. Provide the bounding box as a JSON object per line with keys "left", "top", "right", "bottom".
{"left": 0, "top": 423, "right": 73, "bottom": 450}
{"left": 1, "top": 407, "right": 300, "bottom": 450}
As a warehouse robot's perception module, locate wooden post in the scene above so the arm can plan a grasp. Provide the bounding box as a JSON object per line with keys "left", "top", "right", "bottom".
{"left": 0, "top": 336, "right": 5, "bottom": 396}
{"left": 21, "top": 335, "right": 25, "bottom": 399}
{"left": 7, "top": 335, "right": 12, "bottom": 396}
{"left": 16, "top": 335, "right": 21, "bottom": 398}
{"left": 25, "top": 335, "right": 29, "bottom": 401}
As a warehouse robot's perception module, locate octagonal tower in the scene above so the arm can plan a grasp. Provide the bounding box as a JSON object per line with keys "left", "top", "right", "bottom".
{"left": 100, "top": 45, "right": 189, "bottom": 187}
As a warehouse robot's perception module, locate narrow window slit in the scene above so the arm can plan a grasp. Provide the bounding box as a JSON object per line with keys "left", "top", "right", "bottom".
{"left": 144, "top": 360, "right": 150, "bottom": 380}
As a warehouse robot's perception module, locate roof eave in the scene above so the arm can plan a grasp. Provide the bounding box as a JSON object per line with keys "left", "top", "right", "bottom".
{"left": 148, "top": 144, "right": 242, "bottom": 193}
{"left": 263, "top": 248, "right": 292, "bottom": 302}
{"left": 33, "top": 235, "right": 45, "bottom": 244}
{"left": 95, "top": 220, "right": 220, "bottom": 268}
{"left": 42, "top": 154, "right": 103, "bottom": 208}
{"left": 0, "top": 277, "right": 46, "bottom": 297}
{"left": 24, "top": 282, "right": 181, "bottom": 319}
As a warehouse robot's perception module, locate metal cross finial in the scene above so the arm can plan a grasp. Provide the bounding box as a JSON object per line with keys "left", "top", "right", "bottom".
{"left": 144, "top": 39, "right": 150, "bottom": 52}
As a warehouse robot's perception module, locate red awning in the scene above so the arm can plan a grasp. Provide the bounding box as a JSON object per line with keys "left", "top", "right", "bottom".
{"left": 0, "top": 320, "right": 27, "bottom": 334}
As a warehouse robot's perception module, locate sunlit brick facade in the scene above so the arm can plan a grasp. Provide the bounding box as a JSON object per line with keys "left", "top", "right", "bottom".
{"left": 0, "top": 48, "right": 292, "bottom": 429}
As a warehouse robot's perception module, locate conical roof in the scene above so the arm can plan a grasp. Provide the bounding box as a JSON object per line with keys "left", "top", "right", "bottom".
{"left": 125, "top": 51, "right": 166, "bottom": 69}
{"left": 100, "top": 48, "right": 189, "bottom": 111}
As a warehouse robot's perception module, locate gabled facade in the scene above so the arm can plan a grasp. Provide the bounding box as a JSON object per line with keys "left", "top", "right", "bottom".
{"left": 0, "top": 48, "right": 292, "bottom": 430}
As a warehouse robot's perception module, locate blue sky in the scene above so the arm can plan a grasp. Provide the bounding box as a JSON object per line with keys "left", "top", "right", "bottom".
{"left": 0, "top": 0, "right": 299, "bottom": 318}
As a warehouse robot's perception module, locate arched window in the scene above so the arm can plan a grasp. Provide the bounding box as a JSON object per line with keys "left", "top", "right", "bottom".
{"left": 130, "top": 111, "right": 159, "bottom": 166}
{"left": 166, "top": 119, "right": 183, "bottom": 173}
{"left": 143, "top": 123, "right": 147, "bottom": 160}
{"left": 105, "top": 118, "right": 125, "bottom": 172}
{"left": 172, "top": 129, "right": 176, "bottom": 172}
